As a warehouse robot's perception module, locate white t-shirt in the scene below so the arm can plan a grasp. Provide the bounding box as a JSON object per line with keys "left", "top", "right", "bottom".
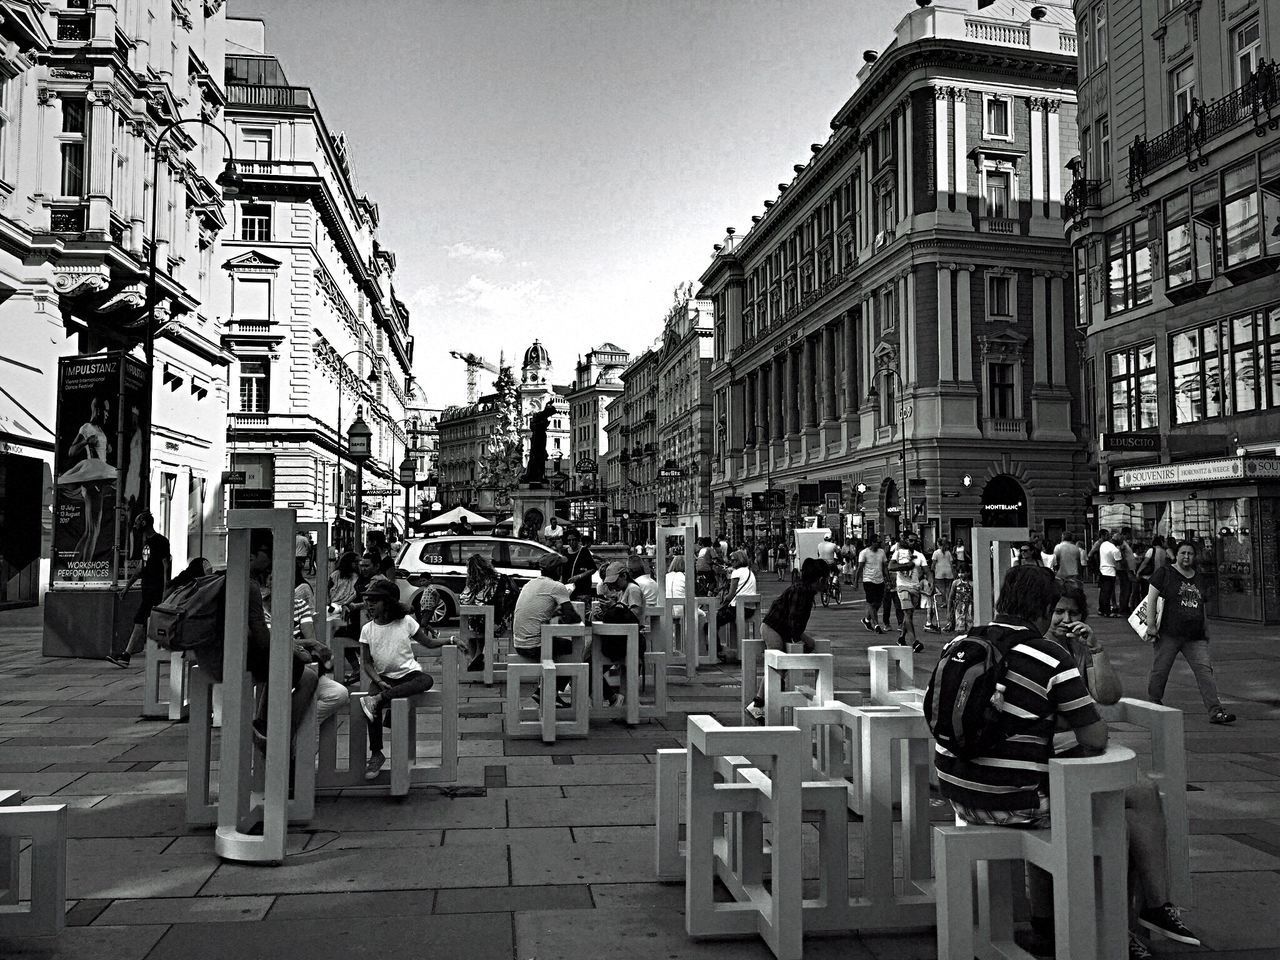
{"left": 932, "top": 548, "right": 954, "bottom": 580}
{"left": 1099, "top": 541, "right": 1122, "bottom": 577}
{"left": 857, "top": 547, "right": 886, "bottom": 584}
{"left": 817, "top": 540, "right": 838, "bottom": 563}
{"left": 894, "top": 547, "right": 925, "bottom": 592}
{"left": 360, "top": 615, "right": 421, "bottom": 680}
{"left": 512, "top": 576, "right": 573, "bottom": 650}
{"left": 634, "top": 574, "right": 660, "bottom": 609}
{"left": 728, "top": 567, "right": 758, "bottom": 607}
{"left": 1040, "top": 551, "right": 1056, "bottom": 569}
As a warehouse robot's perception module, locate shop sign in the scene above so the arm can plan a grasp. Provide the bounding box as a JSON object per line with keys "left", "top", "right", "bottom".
{"left": 222, "top": 470, "right": 246, "bottom": 485}
{"left": 1101, "top": 431, "right": 1160, "bottom": 452}
{"left": 574, "top": 457, "right": 597, "bottom": 474}
{"left": 1244, "top": 457, "right": 1280, "bottom": 480}
{"left": 1116, "top": 456, "right": 1257, "bottom": 489}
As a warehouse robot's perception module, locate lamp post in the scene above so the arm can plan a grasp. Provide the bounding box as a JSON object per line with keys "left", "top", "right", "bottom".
{"left": 867, "top": 365, "right": 911, "bottom": 540}
{"left": 383, "top": 416, "right": 422, "bottom": 536}
{"left": 347, "top": 408, "right": 372, "bottom": 552}
{"left": 333, "top": 348, "right": 379, "bottom": 541}
{"left": 398, "top": 453, "right": 416, "bottom": 539}
{"left": 135, "top": 118, "right": 242, "bottom": 520}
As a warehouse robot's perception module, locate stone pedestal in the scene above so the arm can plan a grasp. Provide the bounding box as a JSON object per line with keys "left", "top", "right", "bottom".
{"left": 509, "top": 486, "right": 558, "bottom": 543}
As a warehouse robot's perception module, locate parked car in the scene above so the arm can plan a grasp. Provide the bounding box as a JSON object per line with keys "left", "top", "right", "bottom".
{"left": 394, "top": 535, "right": 560, "bottom": 625}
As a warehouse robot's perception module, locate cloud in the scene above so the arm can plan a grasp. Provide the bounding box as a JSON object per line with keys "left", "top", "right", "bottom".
{"left": 443, "top": 241, "right": 506, "bottom": 265}
{"left": 451, "top": 274, "right": 551, "bottom": 318}
{"left": 405, "top": 284, "right": 443, "bottom": 310}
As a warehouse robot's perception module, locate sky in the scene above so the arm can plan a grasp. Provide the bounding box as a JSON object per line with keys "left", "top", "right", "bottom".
{"left": 229, "top": 0, "right": 905, "bottom": 409}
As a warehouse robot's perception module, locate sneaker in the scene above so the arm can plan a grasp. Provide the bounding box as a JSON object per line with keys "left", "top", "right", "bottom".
{"left": 604, "top": 693, "right": 624, "bottom": 709}
{"left": 1209, "top": 707, "right": 1236, "bottom": 725}
{"left": 874, "top": 624, "right": 887, "bottom": 634}
{"left": 745, "top": 702, "right": 765, "bottom": 724}
{"left": 1128, "top": 932, "right": 1154, "bottom": 960}
{"left": 861, "top": 617, "right": 875, "bottom": 632}
{"left": 104, "top": 653, "right": 131, "bottom": 668}
{"left": 1138, "top": 903, "right": 1200, "bottom": 945}
{"left": 359, "top": 695, "right": 378, "bottom": 724}
{"left": 364, "top": 751, "right": 386, "bottom": 781}
{"left": 924, "top": 624, "right": 941, "bottom": 633}
{"left": 912, "top": 640, "right": 924, "bottom": 653}
{"left": 896, "top": 637, "right": 908, "bottom": 647}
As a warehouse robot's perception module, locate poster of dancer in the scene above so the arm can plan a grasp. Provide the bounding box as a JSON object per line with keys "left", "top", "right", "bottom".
{"left": 50, "top": 353, "right": 147, "bottom": 586}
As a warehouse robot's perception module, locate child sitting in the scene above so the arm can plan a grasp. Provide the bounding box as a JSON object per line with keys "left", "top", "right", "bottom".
{"left": 357, "top": 579, "right": 448, "bottom": 781}
{"left": 949, "top": 564, "right": 974, "bottom": 633}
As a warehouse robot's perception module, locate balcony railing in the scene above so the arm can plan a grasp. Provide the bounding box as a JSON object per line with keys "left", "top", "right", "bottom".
{"left": 964, "top": 19, "right": 1028, "bottom": 46}
{"left": 983, "top": 416, "right": 1028, "bottom": 438}
{"left": 1129, "top": 60, "right": 1280, "bottom": 191}
{"left": 979, "top": 216, "right": 1017, "bottom": 235}
{"left": 1062, "top": 179, "right": 1102, "bottom": 222}
{"left": 226, "top": 83, "right": 315, "bottom": 110}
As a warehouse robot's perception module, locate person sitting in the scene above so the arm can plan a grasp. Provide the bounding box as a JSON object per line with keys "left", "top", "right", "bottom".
{"left": 458, "top": 553, "right": 512, "bottom": 672}
{"left": 716, "top": 550, "right": 758, "bottom": 656}
{"left": 665, "top": 555, "right": 706, "bottom": 639}
{"left": 357, "top": 579, "right": 449, "bottom": 781}
{"left": 745, "top": 558, "right": 825, "bottom": 722}
{"left": 627, "top": 556, "right": 660, "bottom": 609}
{"left": 1043, "top": 581, "right": 1199, "bottom": 959}
{"left": 592, "top": 561, "right": 645, "bottom": 707}
{"left": 511, "top": 552, "right": 582, "bottom": 702}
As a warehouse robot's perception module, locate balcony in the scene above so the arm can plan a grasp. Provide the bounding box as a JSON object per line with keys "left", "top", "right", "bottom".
{"left": 982, "top": 417, "right": 1028, "bottom": 439}
{"left": 226, "top": 83, "right": 316, "bottom": 110}
{"left": 230, "top": 411, "right": 269, "bottom": 429}
{"left": 1062, "top": 179, "right": 1102, "bottom": 222}
{"left": 1129, "top": 60, "right": 1280, "bottom": 191}
{"left": 978, "top": 217, "right": 1018, "bottom": 235}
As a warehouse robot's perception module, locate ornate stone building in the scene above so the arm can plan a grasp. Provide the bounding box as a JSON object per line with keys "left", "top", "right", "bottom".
{"left": 1066, "top": 0, "right": 1280, "bottom": 621}
{"left": 703, "top": 0, "right": 1087, "bottom": 551}
{"left": 217, "top": 18, "right": 414, "bottom": 548}
{"left": 565, "top": 341, "right": 628, "bottom": 539}
{"left": 656, "top": 291, "right": 714, "bottom": 534}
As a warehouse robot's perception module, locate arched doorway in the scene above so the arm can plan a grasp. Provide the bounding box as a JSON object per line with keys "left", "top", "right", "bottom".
{"left": 981, "top": 475, "right": 1028, "bottom": 527}
{"left": 882, "top": 478, "right": 901, "bottom": 539}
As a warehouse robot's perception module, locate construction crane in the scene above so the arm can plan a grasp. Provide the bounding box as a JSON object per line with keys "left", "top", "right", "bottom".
{"left": 448, "top": 350, "right": 499, "bottom": 403}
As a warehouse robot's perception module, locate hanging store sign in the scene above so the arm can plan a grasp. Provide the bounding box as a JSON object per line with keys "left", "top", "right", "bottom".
{"left": 1101, "top": 431, "right": 1160, "bottom": 452}
{"left": 574, "top": 457, "right": 597, "bottom": 474}
{"left": 1115, "top": 455, "right": 1280, "bottom": 489}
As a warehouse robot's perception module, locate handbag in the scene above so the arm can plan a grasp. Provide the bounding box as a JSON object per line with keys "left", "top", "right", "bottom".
{"left": 1127, "top": 596, "right": 1163, "bottom": 642}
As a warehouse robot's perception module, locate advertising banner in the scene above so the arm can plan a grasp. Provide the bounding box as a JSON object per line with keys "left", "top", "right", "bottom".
{"left": 50, "top": 353, "right": 146, "bottom": 587}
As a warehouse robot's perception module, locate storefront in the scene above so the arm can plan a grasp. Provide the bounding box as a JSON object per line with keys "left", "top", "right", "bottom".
{"left": 1107, "top": 455, "right": 1280, "bottom": 623}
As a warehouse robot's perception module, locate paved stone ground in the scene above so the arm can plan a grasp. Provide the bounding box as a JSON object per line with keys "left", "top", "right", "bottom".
{"left": 1, "top": 580, "right": 1278, "bottom": 960}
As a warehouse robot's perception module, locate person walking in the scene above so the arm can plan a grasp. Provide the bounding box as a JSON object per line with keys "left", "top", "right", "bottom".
{"left": 928, "top": 537, "right": 955, "bottom": 632}
{"left": 106, "top": 511, "right": 171, "bottom": 667}
{"left": 855, "top": 534, "right": 889, "bottom": 634}
{"left": 1145, "top": 541, "right": 1235, "bottom": 725}
{"left": 1134, "top": 535, "right": 1167, "bottom": 609}
{"left": 1050, "top": 530, "right": 1085, "bottom": 581}
{"left": 1098, "top": 529, "right": 1123, "bottom": 617}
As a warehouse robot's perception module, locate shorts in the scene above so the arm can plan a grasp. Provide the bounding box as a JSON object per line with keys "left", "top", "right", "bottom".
{"left": 897, "top": 590, "right": 920, "bottom": 611}
{"left": 133, "top": 590, "right": 163, "bottom": 625}
{"left": 950, "top": 792, "right": 1051, "bottom": 829}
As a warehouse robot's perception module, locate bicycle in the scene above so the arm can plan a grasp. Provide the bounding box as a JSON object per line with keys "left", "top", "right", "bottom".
{"left": 820, "top": 566, "right": 842, "bottom": 607}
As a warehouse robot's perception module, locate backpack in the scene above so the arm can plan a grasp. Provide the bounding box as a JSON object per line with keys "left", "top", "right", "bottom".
{"left": 923, "top": 623, "right": 1028, "bottom": 760}
{"left": 147, "top": 573, "right": 226, "bottom": 651}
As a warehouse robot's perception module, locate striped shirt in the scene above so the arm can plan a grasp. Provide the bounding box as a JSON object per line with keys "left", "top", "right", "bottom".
{"left": 935, "top": 619, "right": 1100, "bottom": 811}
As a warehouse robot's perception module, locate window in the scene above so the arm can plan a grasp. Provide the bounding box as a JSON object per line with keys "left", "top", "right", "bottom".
{"left": 238, "top": 127, "right": 272, "bottom": 162}
{"left": 984, "top": 95, "right": 1011, "bottom": 139}
{"left": 1172, "top": 323, "right": 1222, "bottom": 424}
{"left": 1165, "top": 191, "right": 1193, "bottom": 286}
{"left": 239, "top": 359, "right": 270, "bottom": 413}
{"left": 1080, "top": 126, "right": 1093, "bottom": 177}
{"left": 1079, "top": 15, "right": 1092, "bottom": 75}
{"left": 1097, "top": 115, "right": 1111, "bottom": 181}
{"left": 59, "top": 97, "right": 86, "bottom": 196}
{"left": 986, "top": 171, "right": 1010, "bottom": 218}
{"left": 1107, "top": 342, "right": 1158, "bottom": 432}
{"left": 232, "top": 277, "right": 271, "bottom": 319}
{"left": 878, "top": 124, "right": 894, "bottom": 166}
{"left": 1170, "top": 62, "right": 1196, "bottom": 124}
{"left": 239, "top": 203, "right": 271, "bottom": 242}
{"left": 880, "top": 286, "right": 896, "bottom": 331}
{"left": 1093, "top": 5, "right": 1108, "bottom": 66}
{"left": 1074, "top": 244, "right": 1090, "bottom": 326}
{"left": 987, "top": 363, "right": 1016, "bottom": 419}
{"left": 1224, "top": 158, "right": 1262, "bottom": 268}
{"left": 1106, "top": 221, "right": 1152, "bottom": 314}
{"left": 0, "top": 76, "right": 11, "bottom": 178}
{"left": 1233, "top": 19, "right": 1262, "bottom": 87}
{"left": 988, "top": 274, "right": 1013, "bottom": 317}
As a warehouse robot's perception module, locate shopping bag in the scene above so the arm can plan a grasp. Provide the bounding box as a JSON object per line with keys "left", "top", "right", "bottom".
{"left": 1127, "top": 596, "right": 1163, "bottom": 642}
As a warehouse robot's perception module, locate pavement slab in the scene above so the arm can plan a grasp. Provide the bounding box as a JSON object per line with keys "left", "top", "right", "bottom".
{"left": 266, "top": 889, "right": 436, "bottom": 919}
{"left": 93, "top": 894, "right": 276, "bottom": 925}
{"left": 0, "top": 924, "right": 168, "bottom": 960}
{"left": 510, "top": 837, "right": 654, "bottom": 885}
{"left": 507, "top": 793, "right": 652, "bottom": 828}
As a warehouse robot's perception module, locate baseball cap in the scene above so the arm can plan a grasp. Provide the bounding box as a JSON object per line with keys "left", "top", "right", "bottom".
{"left": 604, "top": 561, "right": 627, "bottom": 582}
{"left": 538, "top": 552, "right": 564, "bottom": 574}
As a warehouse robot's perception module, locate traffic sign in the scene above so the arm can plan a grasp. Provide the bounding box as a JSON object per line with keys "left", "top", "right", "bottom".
{"left": 912, "top": 497, "right": 928, "bottom": 521}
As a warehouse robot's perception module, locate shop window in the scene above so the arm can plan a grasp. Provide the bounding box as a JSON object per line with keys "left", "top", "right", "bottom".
{"left": 1107, "top": 342, "right": 1158, "bottom": 432}
{"left": 1106, "top": 221, "right": 1152, "bottom": 314}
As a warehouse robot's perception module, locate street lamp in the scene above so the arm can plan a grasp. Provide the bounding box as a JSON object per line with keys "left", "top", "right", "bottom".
{"left": 398, "top": 453, "right": 416, "bottom": 539}
{"left": 347, "top": 408, "right": 373, "bottom": 552}
{"left": 866, "top": 365, "right": 911, "bottom": 539}
{"left": 333, "top": 348, "right": 380, "bottom": 538}
{"left": 133, "top": 118, "right": 242, "bottom": 519}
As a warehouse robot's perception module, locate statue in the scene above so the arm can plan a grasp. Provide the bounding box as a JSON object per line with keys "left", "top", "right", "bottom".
{"left": 519, "top": 400, "right": 556, "bottom": 486}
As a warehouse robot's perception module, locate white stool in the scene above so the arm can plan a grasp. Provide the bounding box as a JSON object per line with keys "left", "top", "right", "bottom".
{"left": 933, "top": 745, "right": 1138, "bottom": 960}
{"left": 685, "top": 715, "right": 804, "bottom": 960}
{"left": 0, "top": 792, "right": 66, "bottom": 936}
{"left": 504, "top": 624, "right": 590, "bottom": 742}
{"left": 763, "top": 650, "right": 834, "bottom": 726}
{"left": 1099, "top": 698, "right": 1191, "bottom": 905}
{"left": 458, "top": 604, "right": 502, "bottom": 685}
{"left": 868, "top": 643, "right": 925, "bottom": 706}
{"left": 185, "top": 662, "right": 220, "bottom": 826}
{"left": 588, "top": 622, "right": 641, "bottom": 725}
{"left": 723, "top": 593, "right": 761, "bottom": 663}
{"left": 142, "top": 638, "right": 189, "bottom": 720}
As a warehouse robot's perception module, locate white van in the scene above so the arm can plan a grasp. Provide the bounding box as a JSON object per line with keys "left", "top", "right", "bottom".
{"left": 394, "top": 535, "right": 559, "bottom": 624}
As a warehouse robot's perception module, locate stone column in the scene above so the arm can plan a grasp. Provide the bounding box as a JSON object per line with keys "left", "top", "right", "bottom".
{"left": 842, "top": 311, "right": 858, "bottom": 416}
{"left": 804, "top": 337, "right": 819, "bottom": 429}
{"left": 1051, "top": 274, "right": 1068, "bottom": 386}
{"left": 937, "top": 265, "right": 954, "bottom": 382}
{"left": 756, "top": 366, "right": 769, "bottom": 442}
{"left": 1046, "top": 101, "right": 1062, "bottom": 210}
{"left": 956, "top": 266, "right": 974, "bottom": 382}
{"left": 785, "top": 347, "right": 800, "bottom": 435}
{"left": 1032, "top": 272, "right": 1049, "bottom": 385}
{"left": 744, "top": 371, "right": 757, "bottom": 445}
{"left": 1029, "top": 98, "right": 1045, "bottom": 214}
{"left": 772, "top": 357, "right": 785, "bottom": 439}
{"left": 953, "top": 90, "right": 968, "bottom": 211}
{"left": 821, "top": 323, "right": 837, "bottom": 423}
{"left": 935, "top": 88, "right": 951, "bottom": 211}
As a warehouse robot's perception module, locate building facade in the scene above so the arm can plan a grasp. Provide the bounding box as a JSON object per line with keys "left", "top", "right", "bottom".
{"left": 404, "top": 390, "right": 441, "bottom": 525}
{"left": 1067, "top": 0, "right": 1280, "bottom": 620}
{"left": 565, "top": 341, "right": 628, "bottom": 539}
{"left": 218, "top": 18, "right": 413, "bottom": 552}
{"left": 703, "top": 0, "right": 1087, "bottom": 554}
{"left": 436, "top": 393, "right": 498, "bottom": 511}
{"left": 3, "top": 1, "right": 234, "bottom": 608}
{"left": 610, "top": 347, "right": 660, "bottom": 544}
{"left": 656, "top": 291, "right": 714, "bottom": 533}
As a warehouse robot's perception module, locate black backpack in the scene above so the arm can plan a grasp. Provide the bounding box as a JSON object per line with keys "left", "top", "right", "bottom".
{"left": 147, "top": 573, "right": 226, "bottom": 652}
{"left": 923, "top": 624, "right": 1028, "bottom": 759}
